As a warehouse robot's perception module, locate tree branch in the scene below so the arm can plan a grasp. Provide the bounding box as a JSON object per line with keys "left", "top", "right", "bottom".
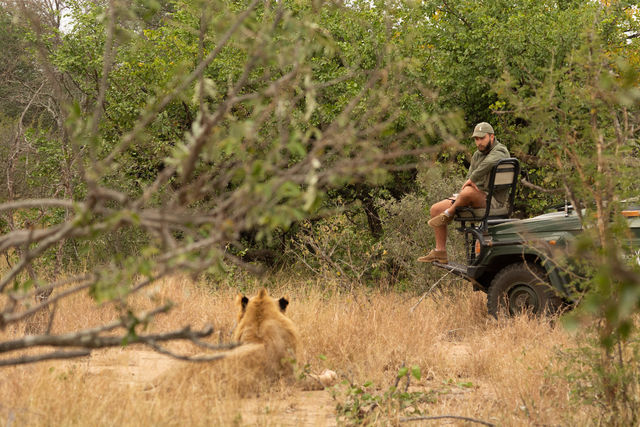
{"left": 2, "top": 279, "right": 93, "bottom": 326}
{"left": 142, "top": 340, "right": 236, "bottom": 362}
{"left": 0, "top": 324, "right": 214, "bottom": 353}
{"left": 519, "top": 178, "right": 563, "bottom": 194}
{"left": 0, "top": 350, "right": 91, "bottom": 366}
{"left": 441, "top": 0, "right": 472, "bottom": 29}
{"left": 0, "top": 199, "right": 76, "bottom": 212}
{"left": 400, "top": 415, "right": 495, "bottom": 426}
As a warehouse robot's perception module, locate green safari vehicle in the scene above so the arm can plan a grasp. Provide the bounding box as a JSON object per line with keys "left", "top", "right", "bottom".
{"left": 433, "top": 159, "right": 640, "bottom": 316}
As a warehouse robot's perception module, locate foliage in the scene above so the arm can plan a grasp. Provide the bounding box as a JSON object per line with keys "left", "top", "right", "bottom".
{"left": 495, "top": 3, "right": 640, "bottom": 341}
{"left": 492, "top": 2, "right": 640, "bottom": 423}
{"left": 377, "top": 162, "right": 466, "bottom": 290}
{"left": 0, "top": 1, "right": 638, "bottom": 400}
{"left": 283, "top": 161, "right": 469, "bottom": 290}
{"left": 335, "top": 365, "right": 435, "bottom": 425}
{"left": 0, "top": 0, "right": 446, "bottom": 364}
{"left": 557, "top": 331, "right": 640, "bottom": 426}
{"left": 284, "top": 214, "right": 384, "bottom": 288}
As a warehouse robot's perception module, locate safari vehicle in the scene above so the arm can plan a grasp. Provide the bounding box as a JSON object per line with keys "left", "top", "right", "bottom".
{"left": 433, "top": 158, "right": 640, "bottom": 317}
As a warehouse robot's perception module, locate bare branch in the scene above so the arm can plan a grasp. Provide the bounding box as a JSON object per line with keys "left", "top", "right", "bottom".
{"left": 142, "top": 340, "right": 236, "bottom": 362}
{"left": 0, "top": 350, "right": 91, "bottom": 366}
{"left": 2, "top": 279, "right": 93, "bottom": 325}
{"left": 400, "top": 415, "right": 495, "bottom": 426}
{"left": 410, "top": 269, "right": 453, "bottom": 314}
{"left": 0, "top": 220, "right": 77, "bottom": 292}
{"left": 0, "top": 324, "right": 214, "bottom": 353}
{"left": 88, "top": 0, "right": 115, "bottom": 142}
{"left": 519, "top": 178, "right": 563, "bottom": 194}
{"left": 0, "top": 199, "right": 76, "bottom": 212}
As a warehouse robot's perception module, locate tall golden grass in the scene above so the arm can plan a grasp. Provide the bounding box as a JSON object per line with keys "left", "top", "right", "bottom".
{"left": 0, "top": 275, "right": 594, "bottom": 426}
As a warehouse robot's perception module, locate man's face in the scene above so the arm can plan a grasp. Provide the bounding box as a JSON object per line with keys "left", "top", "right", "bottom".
{"left": 474, "top": 133, "right": 494, "bottom": 153}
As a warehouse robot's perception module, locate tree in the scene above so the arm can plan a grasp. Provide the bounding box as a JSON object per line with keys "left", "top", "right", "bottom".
{"left": 0, "top": 0, "right": 446, "bottom": 365}
{"left": 495, "top": 2, "right": 640, "bottom": 422}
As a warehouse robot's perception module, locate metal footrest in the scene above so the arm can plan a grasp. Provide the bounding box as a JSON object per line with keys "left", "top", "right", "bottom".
{"left": 432, "top": 261, "right": 468, "bottom": 278}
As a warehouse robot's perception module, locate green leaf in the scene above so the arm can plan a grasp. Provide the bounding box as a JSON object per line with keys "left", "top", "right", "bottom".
{"left": 411, "top": 365, "right": 421, "bottom": 380}
{"left": 397, "top": 367, "right": 408, "bottom": 378}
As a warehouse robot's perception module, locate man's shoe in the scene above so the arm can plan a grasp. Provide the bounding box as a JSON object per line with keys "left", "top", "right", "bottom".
{"left": 428, "top": 212, "right": 454, "bottom": 228}
{"left": 417, "top": 250, "right": 448, "bottom": 264}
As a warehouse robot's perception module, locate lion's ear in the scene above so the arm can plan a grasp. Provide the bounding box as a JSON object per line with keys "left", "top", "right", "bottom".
{"left": 236, "top": 294, "right": 249, "bottom": 313}
{"left": 278, "top": 297, "right": 289, "bottom": 312}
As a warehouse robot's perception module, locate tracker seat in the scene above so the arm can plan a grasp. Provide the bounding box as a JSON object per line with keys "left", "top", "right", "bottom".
{"left": 454, "top": 158, "right": 520, "bottom": 230}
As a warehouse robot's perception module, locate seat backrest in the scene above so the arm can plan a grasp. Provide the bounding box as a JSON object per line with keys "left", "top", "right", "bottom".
{"left": 490, "top": 158, "right": 520, "bottom": 211}
{"left": 454, "top": 158, "right": 520, "bottom": 227}
{"left": 494, "top": 161, "right": 518, "bottom": 185}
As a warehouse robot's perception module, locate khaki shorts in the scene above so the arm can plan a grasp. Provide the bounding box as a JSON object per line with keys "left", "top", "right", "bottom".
{"left": 447, "top": 193, "right": 503, "bottom": 209}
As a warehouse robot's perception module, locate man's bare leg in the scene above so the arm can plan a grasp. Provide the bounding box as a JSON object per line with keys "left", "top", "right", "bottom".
{"left": 430, "top": 199, "right": 454, "bottom": 251}
{"left": 429, "top": 186, "right": 487, "bottom": 251}
{"left": 448, "top": 186, "right": 486, "bottom": 216}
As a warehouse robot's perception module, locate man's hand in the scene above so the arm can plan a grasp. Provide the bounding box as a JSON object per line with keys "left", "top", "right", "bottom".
{"left": 461, "top": 179, "right": 479, "bottom": 192}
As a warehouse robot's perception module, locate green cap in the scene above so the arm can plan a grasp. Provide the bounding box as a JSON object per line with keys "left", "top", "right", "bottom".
{"left": 472, "top": 122, "right": 494, "bottom": 138}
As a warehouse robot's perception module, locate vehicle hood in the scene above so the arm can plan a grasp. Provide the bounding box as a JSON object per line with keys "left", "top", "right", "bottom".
{"left": 490, "top": 211, "right": 583, "bottom": 237}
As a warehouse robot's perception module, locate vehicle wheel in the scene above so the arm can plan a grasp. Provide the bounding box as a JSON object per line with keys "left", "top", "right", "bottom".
{"left": 487, "top": 262, "right": 563, "bottom": 318}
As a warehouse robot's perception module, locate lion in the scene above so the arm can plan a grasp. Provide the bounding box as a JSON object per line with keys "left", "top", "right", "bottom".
{"left": 155, "top": 288, "right": 335, "bottom": 396}
{"left": 227, "top": 288, "right": 301, "bottom": 381}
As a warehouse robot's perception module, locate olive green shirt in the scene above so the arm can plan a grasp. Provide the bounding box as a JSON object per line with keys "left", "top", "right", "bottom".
{"left": 466, "top": 140, "right": 510, "bottom": 194}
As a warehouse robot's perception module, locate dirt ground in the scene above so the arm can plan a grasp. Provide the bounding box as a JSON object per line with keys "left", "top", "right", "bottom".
{"left": 2, "top": 282, "right": 582, "bottom": 426}
{"left": 64, "top": 341, "right": 493, "bottom": 427}
{"left": 70, "top": 348, "right": 338, "bottom": 426}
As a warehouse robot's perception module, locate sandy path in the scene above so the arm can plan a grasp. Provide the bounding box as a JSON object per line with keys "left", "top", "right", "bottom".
{"left": 73, "top": 348, "right": 338, "bottom": 426}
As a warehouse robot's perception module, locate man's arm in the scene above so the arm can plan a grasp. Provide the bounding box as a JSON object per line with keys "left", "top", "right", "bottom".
{"left": 461, "top": 179, "right": 480, "bottom": 192}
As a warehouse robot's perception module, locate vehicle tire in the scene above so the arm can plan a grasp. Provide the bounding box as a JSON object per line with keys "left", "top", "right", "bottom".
{"left": 487, "top": 262, "right": 563, "bottom": 318}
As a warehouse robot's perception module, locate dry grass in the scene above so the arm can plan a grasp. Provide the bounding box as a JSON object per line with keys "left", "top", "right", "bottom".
{"left": 0, "top": 275, "right": 594, "bottom": 426}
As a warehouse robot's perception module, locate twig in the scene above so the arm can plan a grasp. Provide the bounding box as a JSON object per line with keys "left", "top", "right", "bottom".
{"left": 0, "top": 220, "right": 77, "bottom": 292}
{"left": 410, "top": 269, "right": 452, "bottom": 314}
{"left": 440, "top": 0, "right": 472, "bottom": 29}
{"left": 519, "top": 178, "right": 562, "bottom": 194}
{"left": 0, "top": 198, "right": 75, "bottom": 212}
{"left": 2, "top": 281, "right": 93, "bottom": 325}
{"left": 399, "top": 415, "right": 495, "bottom": 426}
{"left": 393, "top": 361, "right": 406, "bottom": 389}
{"left": 0, "top": 350, "right": 90, "bottom": 366}
{"left": 143, "top": 340, "right": 236, "bottom": 362}
{"left": 8, "top": 273, "right": 93, "bottom": 302}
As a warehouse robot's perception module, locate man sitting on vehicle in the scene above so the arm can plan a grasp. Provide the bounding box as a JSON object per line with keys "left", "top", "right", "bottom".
{"left": 418, "top": 122, "right": 510, "bottom": 264}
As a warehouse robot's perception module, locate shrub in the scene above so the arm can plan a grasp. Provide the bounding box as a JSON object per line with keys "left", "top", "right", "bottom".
{"left": 376, "top": 162, "right": 466, "bottom": 291}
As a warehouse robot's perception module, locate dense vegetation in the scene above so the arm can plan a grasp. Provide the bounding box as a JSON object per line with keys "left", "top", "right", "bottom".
{"left": 0, "top": 0, "right": 639, "bottom": 422}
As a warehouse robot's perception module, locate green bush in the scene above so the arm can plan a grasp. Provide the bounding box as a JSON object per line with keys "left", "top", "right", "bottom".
{"left": 377, "top": 162, "right": 466, "bottom": 291}
{"left": 283, "top": 161, "right": 469, "bottom": 292}
{"left": 283, "top": 213, "right": 382, "bottom": 289}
